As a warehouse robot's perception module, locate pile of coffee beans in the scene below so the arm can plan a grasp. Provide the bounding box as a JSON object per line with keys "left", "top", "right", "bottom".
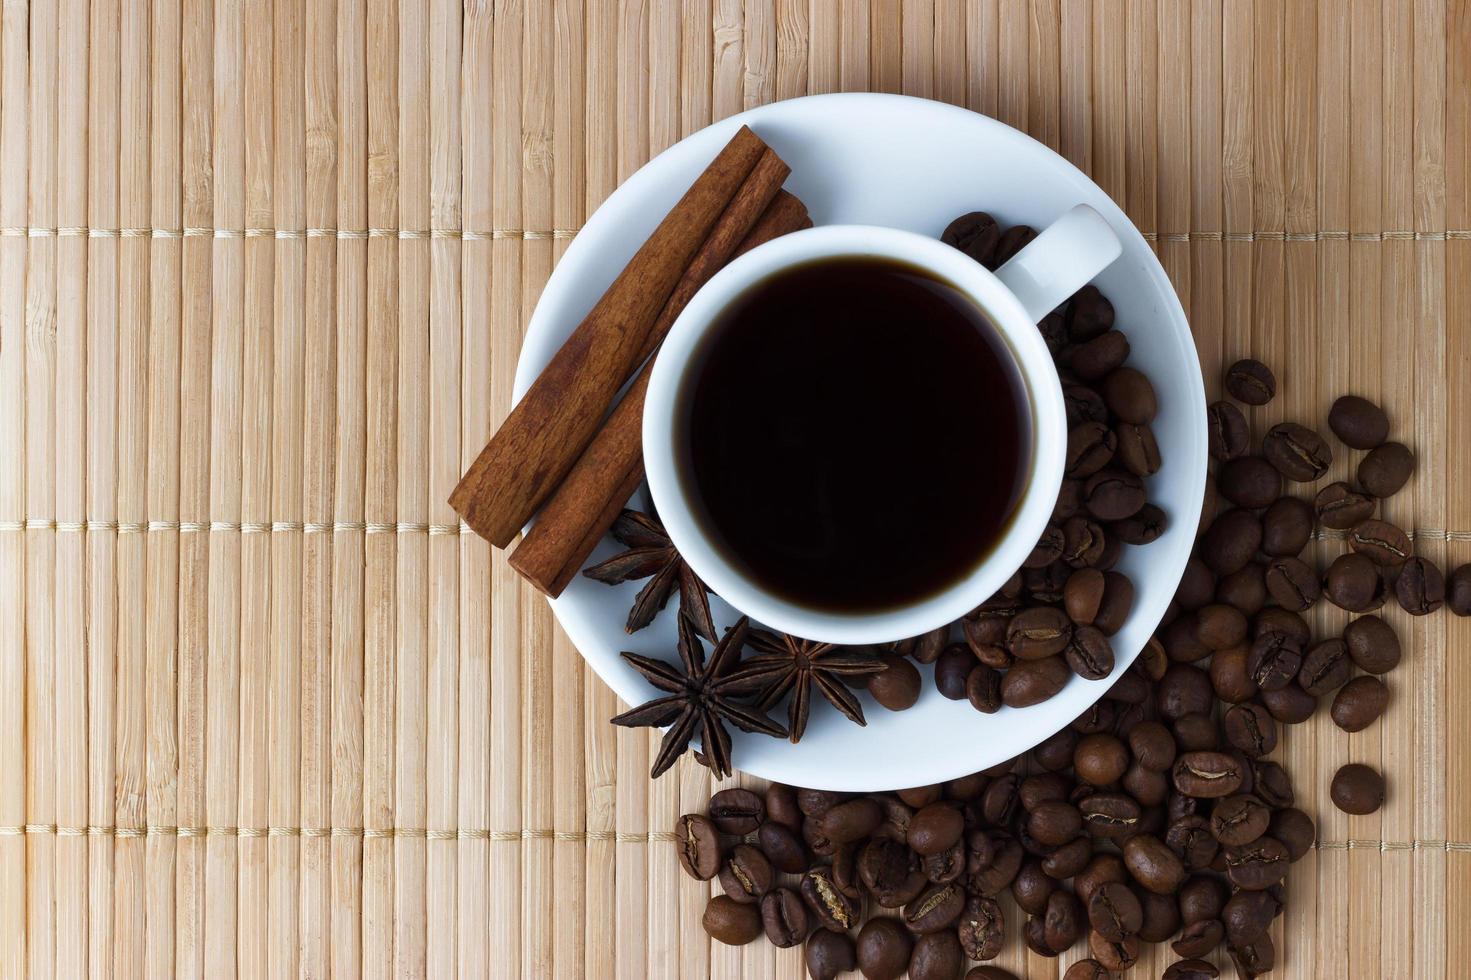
{"left": 922, "top": 212, "right": 1167, "bottom": 712}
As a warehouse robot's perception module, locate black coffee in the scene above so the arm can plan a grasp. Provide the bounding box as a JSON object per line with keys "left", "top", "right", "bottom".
{"left": 680, "top": 256, "right": 1030, "bottom": 612}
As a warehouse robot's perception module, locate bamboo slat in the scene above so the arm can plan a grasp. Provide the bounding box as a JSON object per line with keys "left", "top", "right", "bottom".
{"left": 2, "top": 3, "right": 1468, "bottom": 978}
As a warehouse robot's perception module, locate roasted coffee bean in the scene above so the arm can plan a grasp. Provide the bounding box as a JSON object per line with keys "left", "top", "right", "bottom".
{"left": 1065, "top": 382, "right": 1110, "bottom": 426}
{"left": 923, "top": 839, "right": 966, "bottom": 885}
{"left": 897, "top": 785, "right": 942, "bottom": 808}
{"left": 1033, "top": 727, "right": 1080, "bottom": 773}
{"left": 1008, "top": 607, "right": 1074, "bottom": 659}
{"left": 1171, "top": 918, "right": 1225, "bottom": 958}
{"left": 1042, "top": 889, "right": 1085, "bottom": 953}
{"left": 1027, "top": 800, "right": 1083, "bottom": 847}
{"left": 859, "top": 837, "right": 927, "bottom": 908}
{"left": 1195, "top": 603, "right": 1248, "bottom": 650}
{"left": 875, "top": 795, "right": 918, "bottom": 841}
{"left": 1331, "top": 763, "right": 1386, "bottom": 814}
{"left": 1124, "top": 833, "right": 1188, "bottom": 893}
{"left": 1201, "top": 508, "right": 1262, "bottom": 575}
{"left": 1259, "top": 496, "right": 1314, "bottom": 557}
{"left": 1175, "top": 558, "right": 1216, "bottom": 610}
{"left": 1210, "top": 794, "right": 1271, "bottom": 847}
{"left": 1064, "top": 568, "right": 1106, "bottom": 624}
{"left": 941, "top": 211, "right": 1002, "bottom": 264}
{"left": 1173, "top": 751, "right": 1245, "bottom": 798}
{"left": 1001, "top": 656, "right": 1070, "bottom": 708}
{"left": 1088, "top": 573, "right": 1133, "bottom": 637}
{"left": 1330, "top": 675, "right": 1389, "bottom": 733}
{"left": 1111, "top": 502, "right": 1167, "bottom": 546}
{"left": 980, "top": 774, "right": 1020, "bottom": 825}
{"left": 1067, "top": 421, "right": 1118, "bottom": 477}
{"left": 1072, "top": 330, "right": 1130, "bottom": 380}
{"left": 1158, "top": 663, "right": 1214, "bottom": 719}
{"left": 1223, "top": 702, "right": 1277, "bottom": 757}
{"left": 1264, "top": 556, "right": 1320, "bottom": 611}
{"left": 1011, "top": 860, "right": 1058, "bottom": 915}
{"left": 1225, "top": 359, "right": 1275, "bottom": 405}
{"left": 1074, "top": 733, "right": 1130, "bottom": 786}
{"left": 703, "top": 894, "right": 761, "bottom": 945}
{"left": 1084, "top": 469, "right": 1146, "bottom": 521}
{"left": 719, "top": 845, "right": 774, "bottom": 903}
{"left": 968, "top": 834, "right": 1023, "bottom": 895}
{"left": 1230, "top": 932, "right": 1276, "bottom": 978}
{"left": 1115, "top": 421, "right": 1161, "bottom": 477}
{"left": 1172, "top": 713, "right": 1219, "bottom": 752}
{"left": 1396, "top": 555, "right": 1445, "bottom": 615}
{"left": 868, "top": 654, "right": 922, "bottom": 711}
{"left": 934, "top": 643, "right": 977, "bottom": 700}
{"left": 1066, "top": 626, "right": 1116, "bottom": 681}
{"left": 1255, "top": 606, "right": 1311, "bottom": 644}
{"left": 1247, "top": 632, "right": 1303, "bottom": 692}
{"left": 1126, "top": 888, "right": 1175, "bottom": 943}
{"left": 709, "top": 788, "right": 765, "bottom": 834}
{"left": 805, "top": 928, "right": 856, "bottom": 980}
{"left": 957, "top": 895, "right": 1005, "bottom": 960}
{"left": 913, "top": 624, "right": 951, "bottom": 664}
{"left": 856, "top": 916, "right": 913, "bottom": 980}
{"left": 1064, "top": 959, "right": 1112, "bottom": 980}
{"left": 760, "top": 888, "right": 808, "bottom": 948}
{"left": 965, "top": 664, "right": 1004, "bottom": 714}
{"left": 903, "top": 881, "right": 965, "bottom": 933}
{"left": 1128, "top": 720, "right": 1177, "bottom": 772}
{"left": 1263, "top": 422, "right": 1333, "bottom": 481}
{"left": 1329, "top": 394, "right": 1389, "bottom": 449}
{"left": 908, "top": 803, "right": 965, "bottom": 856}
{"left": 1225, "top": 836, "right": 1289, "bottom": 890}
{"left": 1103, "top": 367, "right": 1158, "bottom": 424}
{"left": 830, "top": 844, "right": 863, "bottom": 899}
{"left": 800, "top": 865, "right": 860, "bottom": 929}
{"left": 1023, "top": 561, "right": 1072, "bottom": 603}
{"left": 1359, "top": 441, "right": 1416, "bottom": 498}
{"left": 966, "top": 967, "right": 1020, "bottom": 980}
{"left": 1270, "top": 807, "right": 1316, "bottom": 861}
{"left": 819, "top": 798, "right": 884, "bottom": 844}
{"left": 757, "top": 821, "right": 808, "bottom": 874}
{"left": 1348, "top": 518, "right": 1413, "bottom": 566}
{"left": 1165, "top": 815, "right": 1219, "bottom": 872}
{"left": 1167, "top": 792, "right": 1203, "bottom": 824}
{"left": 1297, "top": 638, "right": 1352, "bottom": 696}
{"left": 1163, "top": 958, "right": 1220, "bottom": 980}
{"left": 675, "top": 813, "right": 724, "bottom": 881}
{"left": 1218, "top": 456, "right": 1282, "bottom": 510}
{"left": 1087, "top": 881, "right": 1143, "bottom": 941}
{"left": 1315, "top": 481, "right": 1377, "bottom": 530}
{"left": 1070, "top": 855, "right": 1125, "bottom": 909}
{"left": 942, "top": 773, "right": 986, "bottom": 802}
{"left": 1179, "top": 875, "right": 1228, "bottom": 925}
{"left": 1449, "top": 563, "right": 1471, "bottom": 616}
{"left": 797, "top": 788, "right": 848, "bottom": 817}
{"left": 1072, "top": 700, "right": 1119, "bottom": 735}
{"left": 799, "top": 820, "right": 835, "bottom": 862}
{"left": 1260, "top": 682, "right": 1318, "bottom": 724}
{"left": 1105, "top": 669, "right": 1150, "bottom": 704}
{"left": 1223, "top": 889, "right": 1281, "bottom": 946}
{"left": 766, "top": 783, "right": 803, "bottom": 831}
{"left": 1210, "top": 646, "right": 1259, "bottom": 704}
{"left": 1208, "top": 400, "right": 1250, "bottom": 461}
{"left": 1217, "top": 562, "right": 1268, "bottom": 617}
{"left": 1061, "top": 516, "right": 1109, "bottom": 567}
{"left": 1323, "top": 552, "right": 1387, "bottom": 612}
{"left": 908, "top": 930, "right": 965, "bottom": 980}
{"left": 1161, "top": 614, "right": 1211, "bottom": 664}
{"left": 1089, "top": 929, "right": 1141, "bottom": 971}
{"left": 1019, "top": 772, "right": 1070, "bottom": 811}
{"left": 1025, "top": 522, "right": 1065, "bottom": 568}
{"left": 1120, "top": 765, "right": 1163, "bottom": 811}
{"left": 992, "top": 225, "right": 1038, "bottom": 267}
{"left": 1138, "top": 636, "right": 1169, "bottom": 683}
{"left": 1042, "top": 836, "right": 1094, "bottom": 879}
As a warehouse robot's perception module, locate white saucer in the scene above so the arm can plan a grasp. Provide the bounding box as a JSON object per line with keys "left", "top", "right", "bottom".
{"left": 513, "top": 93, "right": 1206, "bottom": 791}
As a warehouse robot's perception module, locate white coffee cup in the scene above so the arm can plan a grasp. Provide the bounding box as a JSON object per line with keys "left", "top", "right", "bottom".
{"left": 642, "top": 204, "right": 1122, "bottom": 645}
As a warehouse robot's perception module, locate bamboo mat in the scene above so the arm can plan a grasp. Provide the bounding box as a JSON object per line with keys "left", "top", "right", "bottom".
{"left": 2, "top": 0, "right": 1470, "bottom": 977}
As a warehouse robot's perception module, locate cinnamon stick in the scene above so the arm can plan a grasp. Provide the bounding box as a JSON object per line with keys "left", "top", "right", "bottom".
{"left": 450, "top": 125, "right": 778, "bottom": 546}
{"left": 509, "top": 190, "right": 813, "bottom": 596}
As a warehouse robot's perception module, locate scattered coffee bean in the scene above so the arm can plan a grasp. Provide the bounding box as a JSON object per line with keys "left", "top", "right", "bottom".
{"left": 1269, "top": 807, "right": 1316, "bottom": 861}
{"left": 1217, "top": 562, "right": 1267, "bottom": 617}
{"left": 1322, "top": 552, "right": 1386, "bottom": 612}
{"left": 1064, "top": 568, "right": 1106, "bottom": 625}
{"left": 1073, "top": 330, "right": 1130, "bottom": 380}
{"left": 903, "top": 881, "right": 966, "bottom": 933}
{"left": 1328, "top": 394, "right": 1389, "bottom": 449}
{"left": 856, "top": 916, "right": 913, "bottom": 980}
{"left": 1103, "top": 367, "right": 1158, "bottom": 424}
{"left": 908, "top": 930, "right": 965, "bottom": 980}
{"left": 1225, "top": 359, "right": 1275, "bottom": 405}
{"left": 1295, "top": 638, "right": 1350, "bottom": 697}
{"left": 1115, "top": 422, "right": 1162, "bottom": 476}
{"left": 1348, "top": 518, "right": 1413, "bottom": 566}
{"left": 1262, "top": 422, "right": 1333, "bottom": 482}
{"left": 1314, "top": 481, "right": 1376, "bottom": 530}
{"left": 955, "top": 894, "right": 1005, "bottom": 960}
{"left": 703, "top": 894, "right": 761, "bottom": 945}
{"left": 1179, "top": 875, "right": 1227, "bottom": 925}
{"left": 1260, "top": 683, "right": 1318, "bottom": 724}
{"left": 1218, "top": 455, "right": 1283, "bottom": 510}
{"left": 1343, "top": 615, "right": 1400, "bottom": 673}
{"left": 1223, "top": 702, "right": 1277, "bottom": 757}
{"left": 1158, "top": 663, "right": 1214, "bottom": 719}
{"left": 868, "top": 654, "right": 921, "bottom": 711}
{"left": 1224, "top": 836, "right": 1289, "bottom": 890}
{"left": 965, "top": 663, "right": 1004, "bottom": 714}
{"left": 1359, "top": 441, "right": 1416, "bottom": 498}
{"left": 719, "top": 844, "right": 774, "bottom": 903}
{"left": 1230, "top": 931, "right": 1276, "bottom": 978}
{"left": 757, "top": 821, "right": 808, "bottom": 873}
{"left": 1201, "top": 508, "right": 1262, "bottom": 575}
{"left": 1208, "top": 400, "right": 1250, "bottom": 460}
{"left": 934, "top": 644, "right": 976, "bottom": 700}
{"left": 1067, "top": 421, "right": 1118, "bottom": 478}
{"left": 908, "top": 803, "right": 965, "bottom": 856}
{"left": 1001, "top": 655, "right": 1070, "bottom": 707}
{"left": 760, "top": 888, "right": 808, "bottom": 948}
{"left": 1008, "top": 607, "right": 1073, "bottom": 659}
{"left": 1165, "top": 815, "right": 1219, "bottom": 871}
{"left": 1247, "top": 632, "right": 1303, "bottom": 692}
{"left": 1123, "top": 833, "right": 1187, "bottom": 893}
{"left": 1210, "top": 794, "right": 1271, "bottom": 847}
{"left": 805, "top": 928, "right": 856, "bottom": 980}
{"left": 965, "top": 969, "right": 1018, "bottom": 980}
{"left": 1261, "top": 496, "right": 1315, "bottom": 556}
{"left": 1448, "top": 563, "right": 1471, "bottom": 616}
{"left": 1172, "top": 918, "right": 1224, "bottom": 958}
{"left": 1089, "top": 928, "right": 1141, "bottom": 970}
{"left": 1396, "top": 555, "right": 1445, "bottom": 615}
{"left": 802, "top": 866, "right": 862, "bottom": 931}
{"left": 1074, "top": 733, "right": 1130, "bottom": 786}
{"left": 1065, "top": 626, "right": 1115, "bottom": 680}
{"left": 1175, "top": 557, "right": 1216, "bottom": 610}
{"left": 1172, "top": 752, "right": 1244, "bottom": 798}
{"left": 709, "top": 788, "right": 764, "bottom": 834}
{"left": 1087, "top": 880, "right": 1142, "bottom": 941}
{"left": 992, "top": 225, "right": 1038, "bottom": 267}
{"left": 1064, "top": 960, "right": 1112, "bottom": 980}
{"left": 1079, "top": 792, "right": 1143, "bottom": 840}
{"left": 1164, "top": 958, "right": 1220, "bottom": 980}
{"left": 675, "top": 813, "right": 723, "bottom": 881}
{"left": 1330, "top": 763, "right": 1386, "bottom": 815}
{"left": 1210, "top": 646, "right": 1259, "bottom": 704}
{"left": 1331, "top": 675, "right": 1389, "bottom": 733}
{"left": 941, "top": 211, "right": 1002, "bottom": 264}
{"left": 1264, "top": 557, "right": 1321, "bottom": 611}
{"left": 766, "top": 783, "right": 803, "bottom": 831}
{"left": 1195, "top": 603, "right": 1248, "bottom": 650}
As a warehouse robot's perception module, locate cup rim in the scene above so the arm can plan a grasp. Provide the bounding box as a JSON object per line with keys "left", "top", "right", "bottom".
{"left": 643, "top": 224, "right": 1068, "bottom": 645}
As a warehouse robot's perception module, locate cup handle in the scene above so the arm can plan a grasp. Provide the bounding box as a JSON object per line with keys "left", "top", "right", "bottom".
{"left": 992, "top": 204, "right": 1122, "bottom": 323}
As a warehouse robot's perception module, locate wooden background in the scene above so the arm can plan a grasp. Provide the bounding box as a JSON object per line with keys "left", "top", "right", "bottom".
{"left": 2, "top": 0, "right": 1470, "bottom": 977}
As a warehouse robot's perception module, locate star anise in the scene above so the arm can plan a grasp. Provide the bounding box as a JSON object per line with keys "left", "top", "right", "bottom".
{"left": 732, "top": 628, "right": 887, "bottom": 743}
{"left": 582, "top": 509, "right": 717, "bottom": 641}
{"left": 610, "top": 614, "right": 787, "bottom": 779}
